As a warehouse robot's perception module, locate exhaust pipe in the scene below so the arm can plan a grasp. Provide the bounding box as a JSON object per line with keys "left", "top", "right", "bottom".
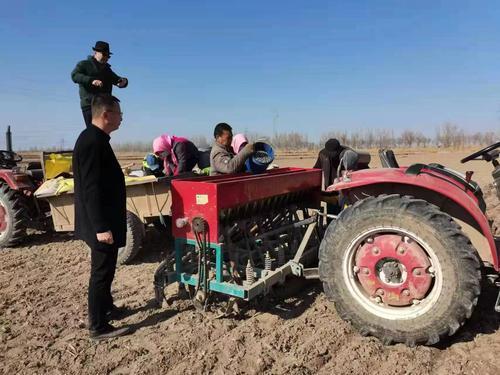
{"left": 6, "top": 125, "right": 12, "bottom": 152}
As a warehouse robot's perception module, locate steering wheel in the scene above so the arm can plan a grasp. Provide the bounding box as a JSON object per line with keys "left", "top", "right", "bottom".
{"left": 0, "top": 150, "right": 22, "bottom": 162}
{"left": 460, "top": 141, "right": 500, "bottom": 163}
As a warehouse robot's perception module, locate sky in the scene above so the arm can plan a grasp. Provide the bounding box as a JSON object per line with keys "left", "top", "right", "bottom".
{"left": 1, "top": 0, "right": 500, "bottom": 149}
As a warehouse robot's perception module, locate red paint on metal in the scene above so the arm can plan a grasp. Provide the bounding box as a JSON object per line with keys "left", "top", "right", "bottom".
{"left": 355, "top": 234, "right": 432, "bottom": 306}
{"left": 0, "top": 170, "right": 34, "bottom": 190}
{"left": 329, "top": 168, "right": 499, "bottom": 271}
{"left": 171, "top": 168, "right": 322, "bottom": 243}
{"left": 0, "top": 205, "right": 6, "bottom": 232}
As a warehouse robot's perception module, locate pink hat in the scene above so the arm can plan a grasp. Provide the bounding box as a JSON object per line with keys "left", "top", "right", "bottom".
{"left": 152, "top": 134, "right": 173, "bottom": 155}
{"left": 231, "top": 133, "right": 248, "bottom": 154}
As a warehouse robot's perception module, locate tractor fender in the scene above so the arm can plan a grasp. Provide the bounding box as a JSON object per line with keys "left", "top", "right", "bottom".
{"left": 327, "top": 168, "right": 499, "bottom": 271}
{"left": 0, "top": 170, "right": 35, "bottom": 190}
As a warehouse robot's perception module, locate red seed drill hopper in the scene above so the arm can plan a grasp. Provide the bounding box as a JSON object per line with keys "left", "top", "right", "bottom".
{"left": 154, "top": 167, "right": 322, "bottom": 307}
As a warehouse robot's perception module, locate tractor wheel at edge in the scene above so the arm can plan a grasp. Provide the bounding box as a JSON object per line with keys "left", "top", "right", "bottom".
{"left": 319, "top": 194, "right": 482, "bottom": 346}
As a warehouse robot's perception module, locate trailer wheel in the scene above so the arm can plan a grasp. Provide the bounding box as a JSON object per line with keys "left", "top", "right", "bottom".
{"left": 117, "top": 211, "right": 144, "bottom": 265}
{"left": 319, "top": 194, "right": 481, "bottom": 346}
{"left": 0, "top": 184, "right": 28, "bottom": 247}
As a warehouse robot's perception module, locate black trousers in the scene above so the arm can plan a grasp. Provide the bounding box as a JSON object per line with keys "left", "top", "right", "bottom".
{"left": 82, "top": 106, "right": 92, "bottom": 128}
{"left": 88, "top": 245, "right": 118, "bottom": 331}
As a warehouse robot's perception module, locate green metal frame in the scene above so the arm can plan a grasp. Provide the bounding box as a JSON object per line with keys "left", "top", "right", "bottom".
{"left": 175, "top": 238, "right": 248, "bottom": 299}
{"left": 173, "top": 218, "right": 318, "bottom": 301}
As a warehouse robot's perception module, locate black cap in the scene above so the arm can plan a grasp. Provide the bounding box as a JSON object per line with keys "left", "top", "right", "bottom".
{"left": 92, "top": 41, "right": 112, "bottom": 55}
{"left": 325, "top": 138, "right": 341, "bottom": 152}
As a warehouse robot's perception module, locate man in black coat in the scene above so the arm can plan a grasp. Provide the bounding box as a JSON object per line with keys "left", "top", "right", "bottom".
{"left": 71, "top": 41, "right": 128, "bottom": 127}
{"left": 73, "top": 94, "right": 130, "bottom": 340}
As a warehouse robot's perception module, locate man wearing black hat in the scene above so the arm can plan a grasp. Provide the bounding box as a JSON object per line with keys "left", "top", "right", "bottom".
{"left": 314, "top": 138, "right": 359, "bottom": 189}
{"left": 71, "top": 41, "right": 129, "bottom": 127}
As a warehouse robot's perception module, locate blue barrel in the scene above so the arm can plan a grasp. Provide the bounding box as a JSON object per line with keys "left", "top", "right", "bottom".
{"left": 245, "top": 142, "right": 275, "bottom": 174}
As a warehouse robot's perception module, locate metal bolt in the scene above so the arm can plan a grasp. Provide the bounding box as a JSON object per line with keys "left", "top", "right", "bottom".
{"left": 372, "top": 247, "right": 380, "bottom": 255}
{"left": 402, "top": 289, "right": 410, "bottom": 296}
{"left": 413, "top": 269, "right": 422, "bottom": 276}
{"left": 363, "top": 268, "right": 370, "bottom": 275}
{"left": 397, "top": 246, "right": 405, "bottom": 255}
{"left": 403, "top": 236, "right": 412, "bottom": 244}
{"left": 353, "top": 266, "right": 360, "bottom": 274}
{"left": 366, "top": 237, "right": 374, "bottom": 244}
{"left": 428, "top": 266, "right": 435, "bottom": 275}
{"left": 412, "top": 299, "right": 421, "bottom": 306}
{"left": 374, "top": 296, "right": 382, "bottom": 304}
{"left": 376, "top": 288, "right": 385, "bottom": 295}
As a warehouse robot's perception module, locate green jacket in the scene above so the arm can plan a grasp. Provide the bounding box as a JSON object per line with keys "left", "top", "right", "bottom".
{"left": 71, "top": 56, "right": 127, "bottom": 108}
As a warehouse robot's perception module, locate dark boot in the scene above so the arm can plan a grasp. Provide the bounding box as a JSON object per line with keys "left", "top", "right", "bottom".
{"left": 106, "top": 305, "right": 131, "bottom": 321}
{"left": 89, "top": 323, "right": 132, "bottom": 341}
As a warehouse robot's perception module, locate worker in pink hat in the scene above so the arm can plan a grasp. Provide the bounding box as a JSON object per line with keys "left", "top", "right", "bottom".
{"left": 152, "top": 134, "right": 199, "bottom": 176}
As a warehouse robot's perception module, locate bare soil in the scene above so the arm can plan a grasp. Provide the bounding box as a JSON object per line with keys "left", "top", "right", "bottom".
{"left": 1, "top": 151, "right": 499, "bottom": 374}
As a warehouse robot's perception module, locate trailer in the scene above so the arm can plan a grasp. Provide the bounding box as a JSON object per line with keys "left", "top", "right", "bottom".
{"left": 35, "top": 174, "right": 172, "bottom": 264}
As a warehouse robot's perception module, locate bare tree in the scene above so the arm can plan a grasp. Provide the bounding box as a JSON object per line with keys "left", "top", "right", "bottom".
{"left": 400, "top": 130, "right": 416, "bottom": 148}
{"left": 415, "top": 132, "right": 431, "bottom": 148}
{"left": 436, "top": 123, "right": 465, "bottom": 148}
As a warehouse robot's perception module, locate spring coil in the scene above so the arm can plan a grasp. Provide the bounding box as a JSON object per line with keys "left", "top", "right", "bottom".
{"left": 245, "top": 259, "right": 255, "bottom": 286}
{"left": 265, "top": 251, "right": 272, "bottom": 271}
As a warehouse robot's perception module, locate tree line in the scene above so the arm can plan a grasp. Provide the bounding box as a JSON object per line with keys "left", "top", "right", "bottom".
{"left": 191, "top": 123, "right": 498, "bottom": 151}
{"left": 21, "top": 123, "right": 498, "bottom": 152}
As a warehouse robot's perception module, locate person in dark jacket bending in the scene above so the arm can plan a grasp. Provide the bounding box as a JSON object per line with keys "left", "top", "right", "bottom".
{"left": 152, "top": 134, "right": 200, "bottom": 176}
{"left": 73, "top": 94, "right": 130, "bottom": 340}
{"left": 314, "top": 138, "right": 359, "bottom": 190}
{"left": 71, "top": 41, "right": 128, "bottom": 128}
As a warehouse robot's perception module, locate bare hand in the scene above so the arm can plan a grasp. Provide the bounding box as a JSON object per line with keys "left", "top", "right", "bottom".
{"left": 97, "top": 231, "right": 114, "bottom": 244}
{"left": 92, "top": 80, "right": 103, "bottom": 87}
{"left": 116, "top": 77, "right": 128, "bottom": 88}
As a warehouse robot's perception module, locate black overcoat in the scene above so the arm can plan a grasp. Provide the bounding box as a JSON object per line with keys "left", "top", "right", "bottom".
{"left": 73, "top": 125, "right": 126, "bottom": 250}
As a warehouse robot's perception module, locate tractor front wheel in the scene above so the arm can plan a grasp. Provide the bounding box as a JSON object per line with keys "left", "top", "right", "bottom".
{"left": 319, "top": 194, "right": 482, "bottom": 346}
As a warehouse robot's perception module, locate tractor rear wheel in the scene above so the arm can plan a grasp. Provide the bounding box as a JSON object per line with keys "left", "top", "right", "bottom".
{"left": 117, "top": 211, "right": 144, "bottom": 265}
{"left": 319, "top": 194, "right": 482, "bottom": 346}
{"left": 0, "top": 184, "right": 28, "bottom": 247}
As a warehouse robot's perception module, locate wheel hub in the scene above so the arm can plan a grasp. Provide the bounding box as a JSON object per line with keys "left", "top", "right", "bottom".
{"left": 354, "top": 234, "right": 432, "bottom": 306}
{"left": 377, "top": 259, "right": 406, "bottom": 285}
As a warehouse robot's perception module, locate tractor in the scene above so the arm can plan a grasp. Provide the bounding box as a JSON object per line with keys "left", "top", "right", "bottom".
{"left": 0, "top": 149, "right": 47, "bottom": 247}
{"left": 318, "top": 141, "right": 500, "bottom": 346}
{"left": 154, "top": 141, "right": 500, "bottom": 346}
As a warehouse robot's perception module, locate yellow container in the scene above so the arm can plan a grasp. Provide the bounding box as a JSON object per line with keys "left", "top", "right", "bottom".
{"left": 45, "top": 153, "right": 72, "bottom": 180}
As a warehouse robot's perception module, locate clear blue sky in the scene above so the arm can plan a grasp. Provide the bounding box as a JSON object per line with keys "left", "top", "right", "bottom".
{"left": 1, "top": 0, "right": 499, "bottom": 149}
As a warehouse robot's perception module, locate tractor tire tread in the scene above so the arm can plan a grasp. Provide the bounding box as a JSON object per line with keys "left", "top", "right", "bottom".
{"left": 0, "top": 184, "right": 28, "bottom": 247}
{"left": 319, "top": 194, "right": 481, "bottom": 346}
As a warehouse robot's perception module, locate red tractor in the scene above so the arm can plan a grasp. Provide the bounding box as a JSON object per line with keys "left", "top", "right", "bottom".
{"left": 0, "top": 150, "right": 47, "bottom": 247}
{"left": 319, "top": 142, "right": 500, "bottom": 345}
{"left": 154, "top": 141, "right": 499, "bottom": 346}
